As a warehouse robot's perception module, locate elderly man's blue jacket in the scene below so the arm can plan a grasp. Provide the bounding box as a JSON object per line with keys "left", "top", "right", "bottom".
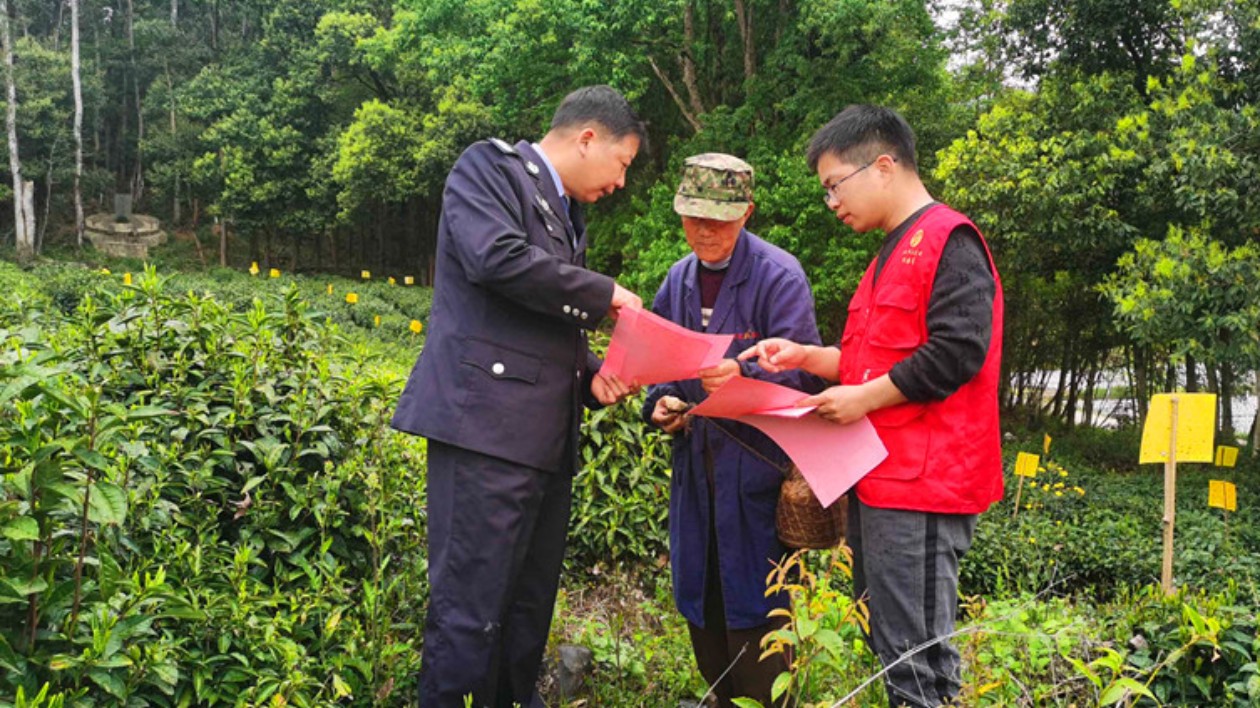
{"left": 642, "top": 230, "right": 824, "bottom": 630}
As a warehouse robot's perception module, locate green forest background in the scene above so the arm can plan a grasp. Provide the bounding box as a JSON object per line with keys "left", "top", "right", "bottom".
{"left": 1, "top": 0, "right": 1258, "bottom": 435}
{"left": 1, "top": 0, "right": 1259, "bottom": 705}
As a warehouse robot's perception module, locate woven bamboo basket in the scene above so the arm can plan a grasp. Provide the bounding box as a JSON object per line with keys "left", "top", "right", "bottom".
{"left": 776, "top": 465, "right": 847, "bottom": 549}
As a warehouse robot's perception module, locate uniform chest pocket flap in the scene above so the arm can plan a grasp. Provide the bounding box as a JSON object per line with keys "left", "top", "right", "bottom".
{"left": 866, "top": 284, "right": 924, "bottom": 350}
{"left": 460, "top": 336, "right": 542, "bottom": 384}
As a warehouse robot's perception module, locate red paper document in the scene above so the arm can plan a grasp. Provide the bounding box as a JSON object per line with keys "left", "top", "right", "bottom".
{"left": 689, "top": 377, "right": 887, "bottom": 507}
{"left": 599, "top": 306, "right": 733, "bottom": 386}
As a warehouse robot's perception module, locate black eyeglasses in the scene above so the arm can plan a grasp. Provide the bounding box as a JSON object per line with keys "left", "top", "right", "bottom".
{"left": 822, "top": 157, "right": 892, "bottom": 204}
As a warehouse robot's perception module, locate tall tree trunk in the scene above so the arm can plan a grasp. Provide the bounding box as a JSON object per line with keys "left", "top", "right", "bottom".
{"left": 217, "top": 216, "right": 226, "bottom": 267}
{"left": 170, "top": 0, "right": 177, "bottom": 27}
{"left": 1065, "top": 354, "right": 1081, "bottom": 431}
{"left": 165, "top": 60, "right": 179, "bottom": 224}
{"left": 21, "top": 180, "right": 34, "bottom": 255}
{"left": 1220, "top": 362, "right": 1234, "bottom": 438}
{"left": 733, "top": 0, "right": 755, "bottom": 84}
{"left": 92, "top": 18, "right": 101, "bottom": 166}
{"left": 39, "top": 135, "right": 59, "bottom": 251}
{"left": 1132, "top": 345, "right": 1150, "bottom": 421}
{"left": 680, "top": 1, "right": 706, "bottom": 119}
{"left": 1251, "top": 370, "right": 1259, "bottom": 456}
{"left": 646, "top": 55, "right": 701, "bottom": 133}
{"left": 117, "top": 60, "right": 129, "bottom": 190}
{"left": 2, "top": 0, "right": 32, "bottom": 262}
{"left": 128, "top": 0, "right": 144, "bottom": 201}
{"left": 1082, "top": 357, "right": 1099, "bottom": 428}
{"left": 1048, "top": 343, "right": 1070, "bottom": 419}
{"left": 72, "top": 0, "right": 84, "bottom": 247}
{"left": 376, "top": 203, "right": 385, "bottom": 272}
{"left": 210, "top": 0, "right": 218, "bottom": 53}
{"left": 1185, "top": 354, "right": 1199, "bottom": 392}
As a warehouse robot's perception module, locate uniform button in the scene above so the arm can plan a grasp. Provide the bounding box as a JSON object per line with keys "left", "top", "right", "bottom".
{"left": 580, "top": 311, "right": 589, "bottom": 320}
{"left": 575, "top": 370, "right": 582, "bottom": 379}
{"left": 492, "top": 362, "right": 505, "bottom": 376}
{"left": 563, "top": 305, "right": 571, "bottom": 314}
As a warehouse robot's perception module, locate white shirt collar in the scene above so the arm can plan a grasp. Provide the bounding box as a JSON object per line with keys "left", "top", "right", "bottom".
{"left": 531, "top": 142, "right": 567, "bottom": 203}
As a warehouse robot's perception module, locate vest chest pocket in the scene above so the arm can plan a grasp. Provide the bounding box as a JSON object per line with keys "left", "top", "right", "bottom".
{"left": 841, "top": 298, "right": 865, "bottom": 348}
{"left": 866, "top": 284, "right": 924, "bottom": 350}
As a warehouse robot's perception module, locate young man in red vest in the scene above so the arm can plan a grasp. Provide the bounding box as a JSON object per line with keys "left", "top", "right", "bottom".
{"left": 739, "top": 105, "right": 1004, "bottom": 707}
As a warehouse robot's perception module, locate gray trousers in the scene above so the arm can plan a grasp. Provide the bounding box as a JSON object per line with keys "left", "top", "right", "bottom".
{"left": 848, "top": 496, "right": 977, "bottom": 708}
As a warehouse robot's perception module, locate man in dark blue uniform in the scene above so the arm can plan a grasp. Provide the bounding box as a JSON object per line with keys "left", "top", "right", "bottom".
{"left": 391, "top": 85, "right": 646, "bottom": 707}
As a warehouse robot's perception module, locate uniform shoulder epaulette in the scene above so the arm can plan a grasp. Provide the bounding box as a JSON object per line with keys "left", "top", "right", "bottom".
{"left": 488, "top": 138, "right": 517, "bottom": 155}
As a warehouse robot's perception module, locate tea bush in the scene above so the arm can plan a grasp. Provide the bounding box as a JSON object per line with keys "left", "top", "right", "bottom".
{"left": 963, "top": 449, "right": 1260, "bottom": 603}
{"left": 0, "top": 265, "right": 427, "bottom": 704}
{"left": 570, "top": 397, "right": 672, "bottom": 573}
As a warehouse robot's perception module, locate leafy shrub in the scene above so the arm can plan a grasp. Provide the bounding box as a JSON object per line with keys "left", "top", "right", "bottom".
{"left": 1092, "top": 586, "right": 1259, "bottom": 706}
{"left": 963, "top": 441, "right": 1260, "bottom": 602}
{"left": 570, "top": 393, "right": 672, "bottom": 573}
{"left": 0, "top": 267, "right": 426, "bottom": 705}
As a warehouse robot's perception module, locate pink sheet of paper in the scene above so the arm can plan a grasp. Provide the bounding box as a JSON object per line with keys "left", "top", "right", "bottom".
{"left": 689, "top": 377, "right": 887, "bottom": 507}
{"left": 688, "top": 376, "right": 813, "bottom": 418}
{"left": 599, "top": 306, "right": 733, "bottom": 386}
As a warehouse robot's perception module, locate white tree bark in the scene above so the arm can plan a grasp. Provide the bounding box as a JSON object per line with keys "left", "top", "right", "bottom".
{"left": 1, "top": 0, "right": 32, "bottom": 261}
{"left": 21, "top": 179, "right": 33, "bottom": 250}
{"left": 72, "top": 0, "right": 84, "bottom": 246}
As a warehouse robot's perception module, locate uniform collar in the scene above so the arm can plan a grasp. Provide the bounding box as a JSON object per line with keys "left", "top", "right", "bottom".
{"left": 530, "top": 142, "right": 568, "bottom": 204}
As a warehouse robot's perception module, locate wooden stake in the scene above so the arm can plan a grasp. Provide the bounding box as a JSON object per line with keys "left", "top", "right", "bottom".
{"left": 1012, "top": 475, "right": 1025, "bottom": 518}
{"left": 1161, "top": 396, "right": 1179, "bottom": 595}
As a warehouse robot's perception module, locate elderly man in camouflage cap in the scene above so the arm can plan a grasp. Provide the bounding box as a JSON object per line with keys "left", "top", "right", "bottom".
{"left": 642, "top": 153, "right": 825, "bottom": 707}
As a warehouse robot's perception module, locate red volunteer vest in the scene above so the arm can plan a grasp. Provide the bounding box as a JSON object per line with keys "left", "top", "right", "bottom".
{"left": 839, "top": 204, "right": 1004, "bottom": 514}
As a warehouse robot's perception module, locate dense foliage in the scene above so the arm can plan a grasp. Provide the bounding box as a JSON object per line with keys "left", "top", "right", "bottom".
{"left": 0, "top": 262, "right": 428, "bottom": 704}
{"left": 2, "top": 262, "right": 1258, "bottom": 705}
{"left": 1, "top": 0, "right": 1257, "bottom": 433}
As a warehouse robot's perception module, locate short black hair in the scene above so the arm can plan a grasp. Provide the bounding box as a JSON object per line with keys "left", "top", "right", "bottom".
{"left": 550, "top": 85, "right": 647, "bottom": 146}
{"left": 806, "top": 105, "right": 917, "bottom": 173}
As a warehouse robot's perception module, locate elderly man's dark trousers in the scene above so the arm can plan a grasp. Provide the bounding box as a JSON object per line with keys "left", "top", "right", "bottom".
{"left": 419, "top": 440, "right": 572, "bottom": 708}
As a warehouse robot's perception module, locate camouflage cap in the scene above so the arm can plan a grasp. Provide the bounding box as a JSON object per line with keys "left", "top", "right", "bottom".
{"left": 673, "top": 153, "right": 754, "bottom": 221}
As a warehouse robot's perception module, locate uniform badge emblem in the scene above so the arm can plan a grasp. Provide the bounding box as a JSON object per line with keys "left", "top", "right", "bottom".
{"left": 534, "top": 194, "right": 554, "bottom": 215}
{"left": 525, "top": 161, "right": 541, "bottom": 176}
{"left": 488, "top": 137, "right": 516, "bottom": 154}
{"left": 910, "top": 230, "right": 924, "bottom": 247}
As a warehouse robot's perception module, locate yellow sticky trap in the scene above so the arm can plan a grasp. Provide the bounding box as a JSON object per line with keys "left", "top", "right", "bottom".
{"left": 361, "top": 270, "right": 371, "bottom": 280}
{"left": 404, "top": 276, "right": 415, "bottom": 286}
{"left": 1208, "top": 480, "right": 1237, "bottom": 512}
{"left": 1139, "top": 393, "right": 1216, "bottom": 464}
{"left": 1015, "top": 452, "right": 1040, "bottom": 478}
{"left": 1043, "top": 434, "right": 1052, "bottom": 455}
{"left": 1215, "top": 445, "right": 1238, "bottom": 467}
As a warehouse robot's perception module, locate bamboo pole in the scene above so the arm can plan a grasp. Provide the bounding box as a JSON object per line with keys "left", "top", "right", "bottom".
{"left": 1161, "top": 396, "right": 1179, "bottom": 595}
